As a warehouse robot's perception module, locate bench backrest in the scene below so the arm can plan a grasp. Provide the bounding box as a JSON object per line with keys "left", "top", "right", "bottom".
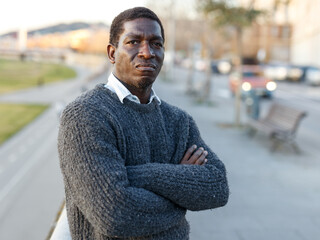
{"left": 265, "top": 103, "right": 307, "bottom": 133}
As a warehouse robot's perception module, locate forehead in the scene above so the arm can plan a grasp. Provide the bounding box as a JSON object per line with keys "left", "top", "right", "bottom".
{"left": 121, "top": 18, "right": 162, "bottom": 39}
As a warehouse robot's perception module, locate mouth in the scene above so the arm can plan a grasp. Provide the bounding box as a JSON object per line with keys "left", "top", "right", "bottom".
{"left": 135, "top": 63, "right": 157, "bottom": 72}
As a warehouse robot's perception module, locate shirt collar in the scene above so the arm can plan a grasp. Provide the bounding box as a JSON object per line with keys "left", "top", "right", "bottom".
{"left": 105, "top": 73, "right": 161, "bottom": 105}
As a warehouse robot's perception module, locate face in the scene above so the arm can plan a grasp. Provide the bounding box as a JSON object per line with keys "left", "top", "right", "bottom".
{"left": 107, "top": 18, "right": 164, "bottom": 90}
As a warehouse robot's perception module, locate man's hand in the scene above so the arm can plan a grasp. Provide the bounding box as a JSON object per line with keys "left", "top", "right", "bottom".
{"left": 180, "top": 145, "right": 208, "bottom": 165}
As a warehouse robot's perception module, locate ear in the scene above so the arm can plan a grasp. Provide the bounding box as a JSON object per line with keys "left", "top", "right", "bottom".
{"left": 107, "top": 44, "right": 116, "bottom": 64}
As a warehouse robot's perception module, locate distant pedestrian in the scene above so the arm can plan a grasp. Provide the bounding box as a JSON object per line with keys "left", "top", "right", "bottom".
{"left": 58, "top": 6, "right": 229, "bottom": 240}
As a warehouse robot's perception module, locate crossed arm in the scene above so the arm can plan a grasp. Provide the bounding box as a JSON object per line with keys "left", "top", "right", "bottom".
{"left": 127, "top": 115, "right": 229, "bottom": 211}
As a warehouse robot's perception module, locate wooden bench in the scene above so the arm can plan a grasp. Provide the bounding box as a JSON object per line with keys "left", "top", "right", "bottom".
{"left": 247, "top": 102, "right": 307, "bottom": 153}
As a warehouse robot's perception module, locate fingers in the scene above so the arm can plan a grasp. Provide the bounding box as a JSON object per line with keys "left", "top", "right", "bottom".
{"left": 189, "top": 148, "right": 208, "bottom": 165}
{"left": 194, "top": 151, "right": 208, "bottom": 165}
{"left": 181, "top": 144, "right": 197, "bottom": 162}
{"left": 180, "top": 145, "right": 208, "bottom": 165}
{"left": 195, "top": 157, "right": 208, "bottom": 165}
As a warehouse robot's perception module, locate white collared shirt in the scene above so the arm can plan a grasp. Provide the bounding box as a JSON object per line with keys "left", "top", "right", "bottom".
{"left": 105, "top": 73, "right": 161, "bottom": 105}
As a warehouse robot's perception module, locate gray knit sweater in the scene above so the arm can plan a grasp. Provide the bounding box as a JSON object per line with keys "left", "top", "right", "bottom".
{"left": 58, "top": 83, "right": 229, "bottom": 240}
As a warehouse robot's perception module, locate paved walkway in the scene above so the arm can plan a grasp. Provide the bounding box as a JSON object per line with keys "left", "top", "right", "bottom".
{"left": 154, "top": 69, "right": 320, "bottom": 240}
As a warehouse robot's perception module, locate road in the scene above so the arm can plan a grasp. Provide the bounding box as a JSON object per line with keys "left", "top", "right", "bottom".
{"left": 0, "top": 64, "right": 319, "bottom": 240}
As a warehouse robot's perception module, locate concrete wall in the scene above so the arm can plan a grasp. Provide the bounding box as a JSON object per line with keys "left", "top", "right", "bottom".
{"left": 291, "top": 33, "right": 320, "bottom": 66}
{"left": 289, "top": 0, "right": 320, "bottom": 66}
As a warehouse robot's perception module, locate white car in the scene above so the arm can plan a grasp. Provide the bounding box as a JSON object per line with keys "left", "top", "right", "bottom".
{"left": 305, "top": 67, "right": 320, "bottom": 86}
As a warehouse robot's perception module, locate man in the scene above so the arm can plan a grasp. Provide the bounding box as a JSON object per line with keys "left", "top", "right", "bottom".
{"left": 58, "top": 7, "right": 229, "bottom": 240}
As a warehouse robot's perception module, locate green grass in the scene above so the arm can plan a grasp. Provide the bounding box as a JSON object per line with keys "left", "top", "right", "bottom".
{"left": 0, "top": 103, "right": 48, "bottom": 145}
{"left": 0, "top": 58, "right": 76, "bottom": 94}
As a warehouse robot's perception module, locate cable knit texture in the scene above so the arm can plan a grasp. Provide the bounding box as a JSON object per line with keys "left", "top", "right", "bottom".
{"left": 58, "top": 83, "right": 229, "bottom": 240}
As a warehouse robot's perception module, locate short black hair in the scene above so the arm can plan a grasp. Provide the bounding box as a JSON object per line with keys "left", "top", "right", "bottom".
{"left": 109, "top": 7, "right": 165, "bottom": 47}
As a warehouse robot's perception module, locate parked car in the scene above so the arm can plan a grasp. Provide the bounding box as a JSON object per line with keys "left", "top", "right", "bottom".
{"left": 211, "top": 59, "right": 232, "bottom": 74}
{"left": 263, "top": 63, "right": 289, "bottom": 81}
{"left": 286, "top": 65, "right": 307, "bottom": 82}
{"left": 263, "top": 63, "right": 314, "bottom": 83}
{"left": 305, "top": 66, "right": 320, "bottom": 86}
{"left": 229, "top": 65, "right": 277, "bottom": 98}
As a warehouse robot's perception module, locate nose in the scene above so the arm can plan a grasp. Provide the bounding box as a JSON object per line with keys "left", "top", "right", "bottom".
{"left": 138, "top": 41, "right": 155, "bottom": 59}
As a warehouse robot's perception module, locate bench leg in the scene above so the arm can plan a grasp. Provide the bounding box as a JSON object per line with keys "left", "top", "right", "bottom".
{"left": 271, "top": 135, "right": 302, "bottom": 154}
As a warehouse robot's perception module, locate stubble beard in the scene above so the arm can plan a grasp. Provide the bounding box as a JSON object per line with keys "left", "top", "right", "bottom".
{"left": 137, "top": 77, "right": 156, "bottom": 89}
{"left": 136, "top": 68, "right": 160, "bottom": 89}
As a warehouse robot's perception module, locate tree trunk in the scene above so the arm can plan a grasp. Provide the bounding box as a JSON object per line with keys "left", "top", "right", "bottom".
{"left": 234, "top": 27, "right": 243, "bottom": 127}
{"left": 186, "top": 43, "right": 195, "bottom": 94}
{"left": 202, "top": 50, "right": 212, "bottom": 102}
{"left": 202, "top": 18, "right": 213, "bottom": 102}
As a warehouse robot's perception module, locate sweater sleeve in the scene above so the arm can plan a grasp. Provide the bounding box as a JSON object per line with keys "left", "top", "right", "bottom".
{"left": 58, "top": 104, "right": 185, "bottom": 238}
{"left": 126, "top": 115, "right": 229, "bottom": 211}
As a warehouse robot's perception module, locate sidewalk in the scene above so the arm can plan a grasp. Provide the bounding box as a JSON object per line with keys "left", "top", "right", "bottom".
{"left": 154, "top": 68, "right": 320, "bottom": 240}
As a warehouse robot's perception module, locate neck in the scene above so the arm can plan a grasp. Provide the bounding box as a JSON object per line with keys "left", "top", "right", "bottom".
{"left": 120, "top": 80, "right": 152, "bottom": 104}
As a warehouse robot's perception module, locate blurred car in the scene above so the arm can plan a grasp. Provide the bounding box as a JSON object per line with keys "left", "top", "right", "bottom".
{"left": 264, "top": 63, "right": 289, "bottom": 81}
{"left": 305, "top": 66, "right": 320, "bottom": 86}
{"left": 195, "top": 59, "right": 207, "bottom": 71}
{"left": 211, "top": 59, "right": 232, "bottom": 74}
{"left": 229, "top": 65, "right": 277, "bottom": 98}
{"left": 181, "top": 58, "right": 208, "bottom": 71}
{"left": 263, "top": 63, "right": 312, "bottom": 83}
{"left": 286, "top": 65, "right": 307, "bottom": 82}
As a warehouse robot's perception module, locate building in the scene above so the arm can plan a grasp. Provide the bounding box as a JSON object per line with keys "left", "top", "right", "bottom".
{"left": 238, "top": 0, "right": 292, "bottom": 63}
{"left": 289, "top": 0, "right": 320, "bottom": 66}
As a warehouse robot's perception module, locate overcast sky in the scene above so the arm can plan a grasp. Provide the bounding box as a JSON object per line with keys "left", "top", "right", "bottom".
{"left": 0, "top": 0, "right": 147, "bottom": 34}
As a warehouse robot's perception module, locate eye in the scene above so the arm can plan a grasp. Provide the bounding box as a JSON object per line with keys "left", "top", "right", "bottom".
{"left": 127, "top": 40, "right": 139, "bottom": 45}
{"left": 152, "top": 41, "right": 163, "bottom": 48}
